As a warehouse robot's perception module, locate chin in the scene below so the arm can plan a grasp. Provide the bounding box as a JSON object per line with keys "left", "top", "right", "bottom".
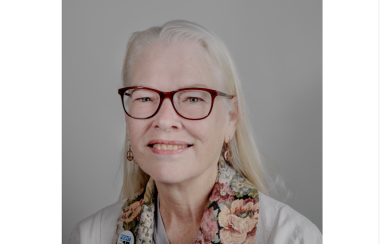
{"left": 150, "top": 172, "right": 189, "bottom": 185}
{"left": 145, "top": 162, "right": 192, "bottom": 184}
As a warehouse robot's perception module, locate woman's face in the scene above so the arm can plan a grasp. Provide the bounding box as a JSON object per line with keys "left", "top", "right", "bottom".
{"left": 126, "top": 41, "right": 237, "bottom": 185}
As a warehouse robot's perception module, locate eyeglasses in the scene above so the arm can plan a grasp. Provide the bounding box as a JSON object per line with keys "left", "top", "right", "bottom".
{"left": 118, "top": 86, "right": 235, "bottom": 120}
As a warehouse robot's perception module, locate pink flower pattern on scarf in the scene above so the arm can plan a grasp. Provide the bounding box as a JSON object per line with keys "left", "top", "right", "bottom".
{"left": 218, "top": 199, "right": 259, "bottom": 244}
{"left": 121, "top": 199, "right": 143, "bottom": 222}
{"left": 209, "top": 182, "right": 234, "bottom": 205}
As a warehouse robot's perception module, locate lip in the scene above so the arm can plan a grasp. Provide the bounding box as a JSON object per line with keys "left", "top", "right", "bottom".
{"left": 147, "top": 139, "right": 193, "bottom": 155}
{"left": 147, "top": 139, "right": 192, "bottom": 145}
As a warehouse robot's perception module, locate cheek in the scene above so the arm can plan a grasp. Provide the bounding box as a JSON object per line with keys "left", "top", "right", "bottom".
{"left": 186, "top": 107, "right": 227, "bottom": 153}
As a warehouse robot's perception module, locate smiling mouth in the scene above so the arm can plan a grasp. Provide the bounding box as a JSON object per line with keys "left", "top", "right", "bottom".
{"left": 148, "top": 143, "right": 193, "bottom": 151}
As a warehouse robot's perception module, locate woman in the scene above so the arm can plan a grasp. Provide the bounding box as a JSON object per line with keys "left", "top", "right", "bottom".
{"left": 69, "top": 20, "right": 322, "bottom": 244}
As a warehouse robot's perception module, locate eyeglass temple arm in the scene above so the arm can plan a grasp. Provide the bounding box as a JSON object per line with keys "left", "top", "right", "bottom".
{"left": 118, "top": 89, "right": 131, "bottom": 96}
{"left": 217, "top": 91, "right": 235, "bottom": 99}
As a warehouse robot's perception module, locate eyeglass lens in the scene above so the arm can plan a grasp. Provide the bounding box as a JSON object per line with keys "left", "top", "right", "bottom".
{"left": 123, "top": 88, "right": 213, "bottom": 119}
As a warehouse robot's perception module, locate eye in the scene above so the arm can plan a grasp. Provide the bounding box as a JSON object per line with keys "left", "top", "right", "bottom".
{"left": 186, "top": 97, "right": 203, "bottom": 103}
{"left": 136, "top": 97, "right": 152, "bottom": 102}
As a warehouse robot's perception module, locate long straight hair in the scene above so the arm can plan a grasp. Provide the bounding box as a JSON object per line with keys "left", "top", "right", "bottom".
{"left": 119, "top": 20, "right": 269, "bottom": 200}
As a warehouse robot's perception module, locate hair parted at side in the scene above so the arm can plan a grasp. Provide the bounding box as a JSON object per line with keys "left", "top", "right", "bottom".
{"left": 119, "top": 20, "right": 269, "bottom": 200}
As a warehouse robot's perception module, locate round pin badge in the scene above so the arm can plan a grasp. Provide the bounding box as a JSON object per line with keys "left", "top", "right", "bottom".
{"left": 117, "top": 230, "right": 135, "bottom": 244}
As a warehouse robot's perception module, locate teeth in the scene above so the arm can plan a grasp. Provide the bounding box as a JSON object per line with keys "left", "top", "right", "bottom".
{"left": 151, "top": 144, "right": 188, "bottom": 150}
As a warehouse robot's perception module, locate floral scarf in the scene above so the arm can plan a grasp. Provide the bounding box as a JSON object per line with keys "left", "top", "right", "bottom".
{"left": 114, "top": 158, "right": 260, "bottom": 244}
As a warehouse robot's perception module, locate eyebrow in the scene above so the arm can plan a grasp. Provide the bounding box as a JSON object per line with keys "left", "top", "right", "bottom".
{"left": 130, "top": 83, "right": 211, "bottom": 90}
{"left": 179, "top": 83, "right": 210, "bottom": 89}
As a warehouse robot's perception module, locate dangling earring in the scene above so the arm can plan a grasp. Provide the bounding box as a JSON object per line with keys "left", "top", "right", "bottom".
{"left": 224, "top": 141, "right": 233, "bottom": 161}
{"left": 127, "top": 145, "right": 134, "bottom": 161}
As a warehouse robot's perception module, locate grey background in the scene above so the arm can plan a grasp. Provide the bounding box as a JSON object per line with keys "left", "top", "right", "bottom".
{"left": 63, "top": 1, "right": 322, "bottom": 243}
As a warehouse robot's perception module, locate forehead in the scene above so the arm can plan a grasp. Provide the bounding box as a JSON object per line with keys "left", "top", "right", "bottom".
{"left": 130, "top": 41, "right": 218, "bottom": 91}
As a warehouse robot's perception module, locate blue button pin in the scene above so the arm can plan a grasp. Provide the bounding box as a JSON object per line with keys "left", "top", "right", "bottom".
{"left": 117, "top": 230, "right": 135, "bottom": 244}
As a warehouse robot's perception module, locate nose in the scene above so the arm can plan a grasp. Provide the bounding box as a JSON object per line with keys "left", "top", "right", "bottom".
{"left": 152, "top": 98, "right": 182, "bottom": 131}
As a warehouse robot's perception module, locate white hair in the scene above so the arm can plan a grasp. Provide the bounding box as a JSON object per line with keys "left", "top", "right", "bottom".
{"left": 119, "top": 20, "right": 269, "bottom": 199}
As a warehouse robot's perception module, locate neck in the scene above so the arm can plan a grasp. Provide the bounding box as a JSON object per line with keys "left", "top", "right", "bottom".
{"left": 155, "top": 161, "right": 218, "bottom": 222}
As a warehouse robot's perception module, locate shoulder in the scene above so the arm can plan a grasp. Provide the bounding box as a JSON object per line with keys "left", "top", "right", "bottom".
{"left": 68, "top": 200, "right": 124, "bottom": 244}
{"left": 255, "top": 192, "right": 322, "bottom": 244}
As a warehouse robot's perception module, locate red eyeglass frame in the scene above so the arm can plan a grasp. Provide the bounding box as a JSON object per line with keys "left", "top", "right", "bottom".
{"left": 118, "top": 86, "right": 235, "bottom": 120}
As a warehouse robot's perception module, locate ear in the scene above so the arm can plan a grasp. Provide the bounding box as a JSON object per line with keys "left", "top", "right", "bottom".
{"left": 224, "top": 96, "right": 238, "bottom": 143}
